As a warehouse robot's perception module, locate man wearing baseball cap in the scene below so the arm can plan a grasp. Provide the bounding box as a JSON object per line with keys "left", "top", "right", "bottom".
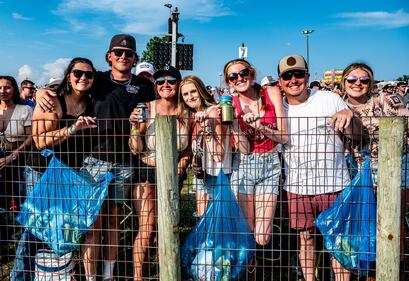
{"left": 82, "top": 34, "right": 156, "bottom": 281}
{"left": 35, "top": 34, "right": 156, "bottom": 281}
{"left": 278, "top": 54, "right": 361, "bottom": 281}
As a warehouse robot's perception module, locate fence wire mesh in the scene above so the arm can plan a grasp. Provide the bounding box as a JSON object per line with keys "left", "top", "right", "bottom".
{"left": 0, "top": 116, "right": 408, "bottom": 280}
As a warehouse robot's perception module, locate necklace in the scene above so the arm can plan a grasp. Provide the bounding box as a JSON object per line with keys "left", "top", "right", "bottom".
{"left": 66, "top": 96, "right": 85, "bottom": 117}
{"left": 110, "top": 72, "right": 132, "bottom": 86}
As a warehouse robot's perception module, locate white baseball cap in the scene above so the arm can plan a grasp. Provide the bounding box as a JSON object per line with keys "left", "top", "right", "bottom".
{"left": 135, "top": 62, "right": 155, "bottom": 76}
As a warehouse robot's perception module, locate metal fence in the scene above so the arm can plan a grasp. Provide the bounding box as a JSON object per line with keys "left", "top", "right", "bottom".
{"left": 0, "top": 116, "right": 408, "bottom": 280}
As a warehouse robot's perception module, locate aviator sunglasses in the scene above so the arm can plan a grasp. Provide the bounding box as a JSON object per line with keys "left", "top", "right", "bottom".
{"left": 111, "top": 49, "right": 135, "bottom": 58}
{"left": 71, "top": 69, "right": 94, "bottom": 79}
{"left": 345, "top": 75, "right": 370, "bottom": 85}
{"left": 156, "top": 76, "right": 178, "bottom": 86}
{"left": 280, "top": 70, "right": 306, "bottom": 81}
{"left": 227, "top": 68, "right": 251, "bottom": 82}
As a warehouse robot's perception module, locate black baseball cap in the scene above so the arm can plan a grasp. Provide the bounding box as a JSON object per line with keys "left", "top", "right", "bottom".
{"left": 108, "top": 34, "right": 136, "bottom": 51}
{"left": 153, "top": 65, "right": 182, "bottom": 81}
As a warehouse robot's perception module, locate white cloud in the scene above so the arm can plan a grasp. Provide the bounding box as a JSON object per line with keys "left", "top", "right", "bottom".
{"left": 36, "top": 58, "right": 71, "bottom": 86}
{"left": 54, "top": 0, "right": 233, "bottom": 35}
{"left": 334, "top": 9, "right": 409, "bottom": 29}
{"left": 12, "top": 12, "right": 32, "bottom": 21}
{"left": 17, "top": 65, "right": 33, "bottom": 83}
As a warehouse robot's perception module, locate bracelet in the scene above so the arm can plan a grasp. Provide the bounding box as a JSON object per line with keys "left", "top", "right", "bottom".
{"left": 257, "top": 125, "right": 266, "bottom": 131}
{"left": 131, "top": 128, "right": 140, "bottom": 135}
{"left": 67, "top": 125, "right": 76, "bottom": 136}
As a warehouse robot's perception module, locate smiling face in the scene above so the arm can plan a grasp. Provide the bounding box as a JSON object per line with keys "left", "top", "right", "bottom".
{"left": 343, "top": 68, "right": 371, "bottom": 105}
{"left": 226, "top": 62, "right": 254, "bottom": 94}
{"left": 279, "top": 70, "right": 310, "bottom": 105}
{"left": 107, "top": 47, "right": 136, "bottom": 74}
{"left": 0, "top": 79, "right": 14, "bottom": 103}
{"left": 180, "top": 82, "right": 202, "bottom": 111}
{"left": 68, "top": 62, "right": 94, "bottom": 95}
{"left": 156, "top": 75, "right": 179, "bottom": 101}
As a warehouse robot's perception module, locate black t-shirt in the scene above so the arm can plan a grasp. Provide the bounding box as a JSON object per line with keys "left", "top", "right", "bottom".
{"left": 90, "top": 71, "right": 155, "bottom": 164}
{"left": 57, "top": 94, "right": 95, "bottom": 168}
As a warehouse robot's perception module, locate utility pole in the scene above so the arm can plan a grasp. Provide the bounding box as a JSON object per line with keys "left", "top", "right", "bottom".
{"left": 165, "top": 4, "right": 179, "bottom": 67}
{"left": 302, "top": 29, "right": 314, "bottom": 67}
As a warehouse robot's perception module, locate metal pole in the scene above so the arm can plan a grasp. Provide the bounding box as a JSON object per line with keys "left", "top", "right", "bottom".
{"left": 306, "top": 34, "right": 310, "bottom": 67}
{"left": 171, "top": 8, "right": 179, "bottom": 67}
{"left": 302, "top": 30, "right": 314, "bottom": 67}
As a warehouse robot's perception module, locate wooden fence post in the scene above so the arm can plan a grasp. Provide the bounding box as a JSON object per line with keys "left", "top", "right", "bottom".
{"left": 156, "top": 115, "right": 180, "bottom": 280}
{"left": 377, "top": 117, "right": 406, "bottom": 280}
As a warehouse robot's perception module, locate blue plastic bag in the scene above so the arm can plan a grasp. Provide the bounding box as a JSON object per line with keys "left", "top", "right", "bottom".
{"left": 16, "top": 149, "right": 113, "bottom": 256}
{"left": 181, "top": 171, "right": 256, "bottom": 280}
{"left": 315, "top": 151, "right": 376, "bottom": 274}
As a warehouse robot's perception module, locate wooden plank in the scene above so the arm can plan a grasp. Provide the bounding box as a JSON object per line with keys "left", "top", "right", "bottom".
{"left": 155, "top": 115, "right": 180, "bottom": 281}
{"left": 377, "top": 117, "right": 406, "bottom": 280}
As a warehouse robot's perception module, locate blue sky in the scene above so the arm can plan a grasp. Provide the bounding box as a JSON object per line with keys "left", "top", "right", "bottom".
{"left": 1, "top": 0, "right": 408, "bottom": 87}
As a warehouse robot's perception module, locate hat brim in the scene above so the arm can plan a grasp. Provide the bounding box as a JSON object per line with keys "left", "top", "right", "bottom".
{"left": 153, "top": 70, "right": 181, "bottom": 81}
{"left": 279, "top": 67, "right": 307, "bottom": 76}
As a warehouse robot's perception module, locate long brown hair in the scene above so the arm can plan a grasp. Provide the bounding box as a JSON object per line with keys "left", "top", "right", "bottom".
{"left": 178, "top": 75, "right": 216, "bottom": 114}
{"left": 0, "top": 75, "right": 21, "bottom": 104}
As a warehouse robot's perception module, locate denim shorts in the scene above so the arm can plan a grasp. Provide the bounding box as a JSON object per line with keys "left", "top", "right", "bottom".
{"left": 23, "top": 166, "right": 43, "bottom": 195}
{"left": 231, "top": 151, "right": 281, "bottom": 195}
{"left": 194, "top": 173, "right": 232, "bottom": 200}
{"left": 80, "top": 156, "right": 134, "bottom": 203}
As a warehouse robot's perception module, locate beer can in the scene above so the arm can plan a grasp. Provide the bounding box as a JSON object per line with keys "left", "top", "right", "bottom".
{"left": 136, "top": 103, "right": 148, "bottom": 123}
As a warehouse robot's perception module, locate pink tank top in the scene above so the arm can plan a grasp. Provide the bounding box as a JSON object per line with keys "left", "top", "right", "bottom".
{"left": 232, "top": 89, "right": 277, "bottom": 153}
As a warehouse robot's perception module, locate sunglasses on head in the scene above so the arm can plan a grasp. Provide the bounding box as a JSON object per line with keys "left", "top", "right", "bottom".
{"left": 111, "top": 49, "right": 135, "bottom": 58}
{"left": 227, "top": 68, "right": 251, "bottom": 82}
{"left": 71, "top": 69, "right": 94, "bottom": 79}
{"left": 345, "top": 75, "right": 370, "bottom": 85}
{"left": 280, "top": 70, "right": 306, "bottom": 81}
{"left": 156, "top": 76, "right": 178, "bottom": 86}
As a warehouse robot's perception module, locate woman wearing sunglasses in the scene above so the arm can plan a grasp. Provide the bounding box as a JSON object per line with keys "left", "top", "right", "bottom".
{"left": 128, "top": 66, "right": 191, "bottom": 280}
{"left": 32, "top": 57, "right": 97, "bottom": 277}
{"left": 223, "top": 58, "right": 288, "bottom": 246}
{"left": 32, "top": 57, "right": 97, "bottom": 165}
{"left": 342, "top": 62, "right": 409, "bottom": 170}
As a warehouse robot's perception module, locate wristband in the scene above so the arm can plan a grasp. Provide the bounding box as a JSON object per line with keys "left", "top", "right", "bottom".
{"left": 67, "top": 125, "right": 76, "bottom": 136}
{"left": 131, "top": 128, "right": 140, "bottom": 135}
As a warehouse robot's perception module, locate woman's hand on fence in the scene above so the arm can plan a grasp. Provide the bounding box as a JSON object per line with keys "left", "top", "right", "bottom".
{"left": 194, "top": 110, "right": 209, "bottom": 124}
{"left": 73, "top": 116, "right": 97, "bottom": 132}
{"left": 328, "top": 109, "right": 353, "bottom": 132}
{"left": 242, "top": 112, "right": 261, "bottom": 129}
{"left": 36, "top": 88, "right": 58, "bottom": 112}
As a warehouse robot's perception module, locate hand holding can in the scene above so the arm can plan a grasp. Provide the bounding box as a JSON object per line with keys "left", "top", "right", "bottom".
{"left": 136, "top": 103, "right": 148, "bottom": 123}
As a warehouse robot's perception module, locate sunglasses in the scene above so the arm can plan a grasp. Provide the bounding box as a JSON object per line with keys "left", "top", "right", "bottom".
{"left": 111, "top": 49, "right": 135, "bottom": 58}
{"left": 280, "top": 70, "right": 306, "bottom": 81}
{"left": 71, "top": 69, "right": 94, "bottom": 79}
{"left": 23, "top": 87, "right": 36, "bottom": 91}
{"left": 227, "top": 68, "right": 251, "bottom": 82}
{"left": 345, "top": 75, "right": 370, "bottom": 85}
{"left": 156, "top": 76, "right": 178, "bottom": 86}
